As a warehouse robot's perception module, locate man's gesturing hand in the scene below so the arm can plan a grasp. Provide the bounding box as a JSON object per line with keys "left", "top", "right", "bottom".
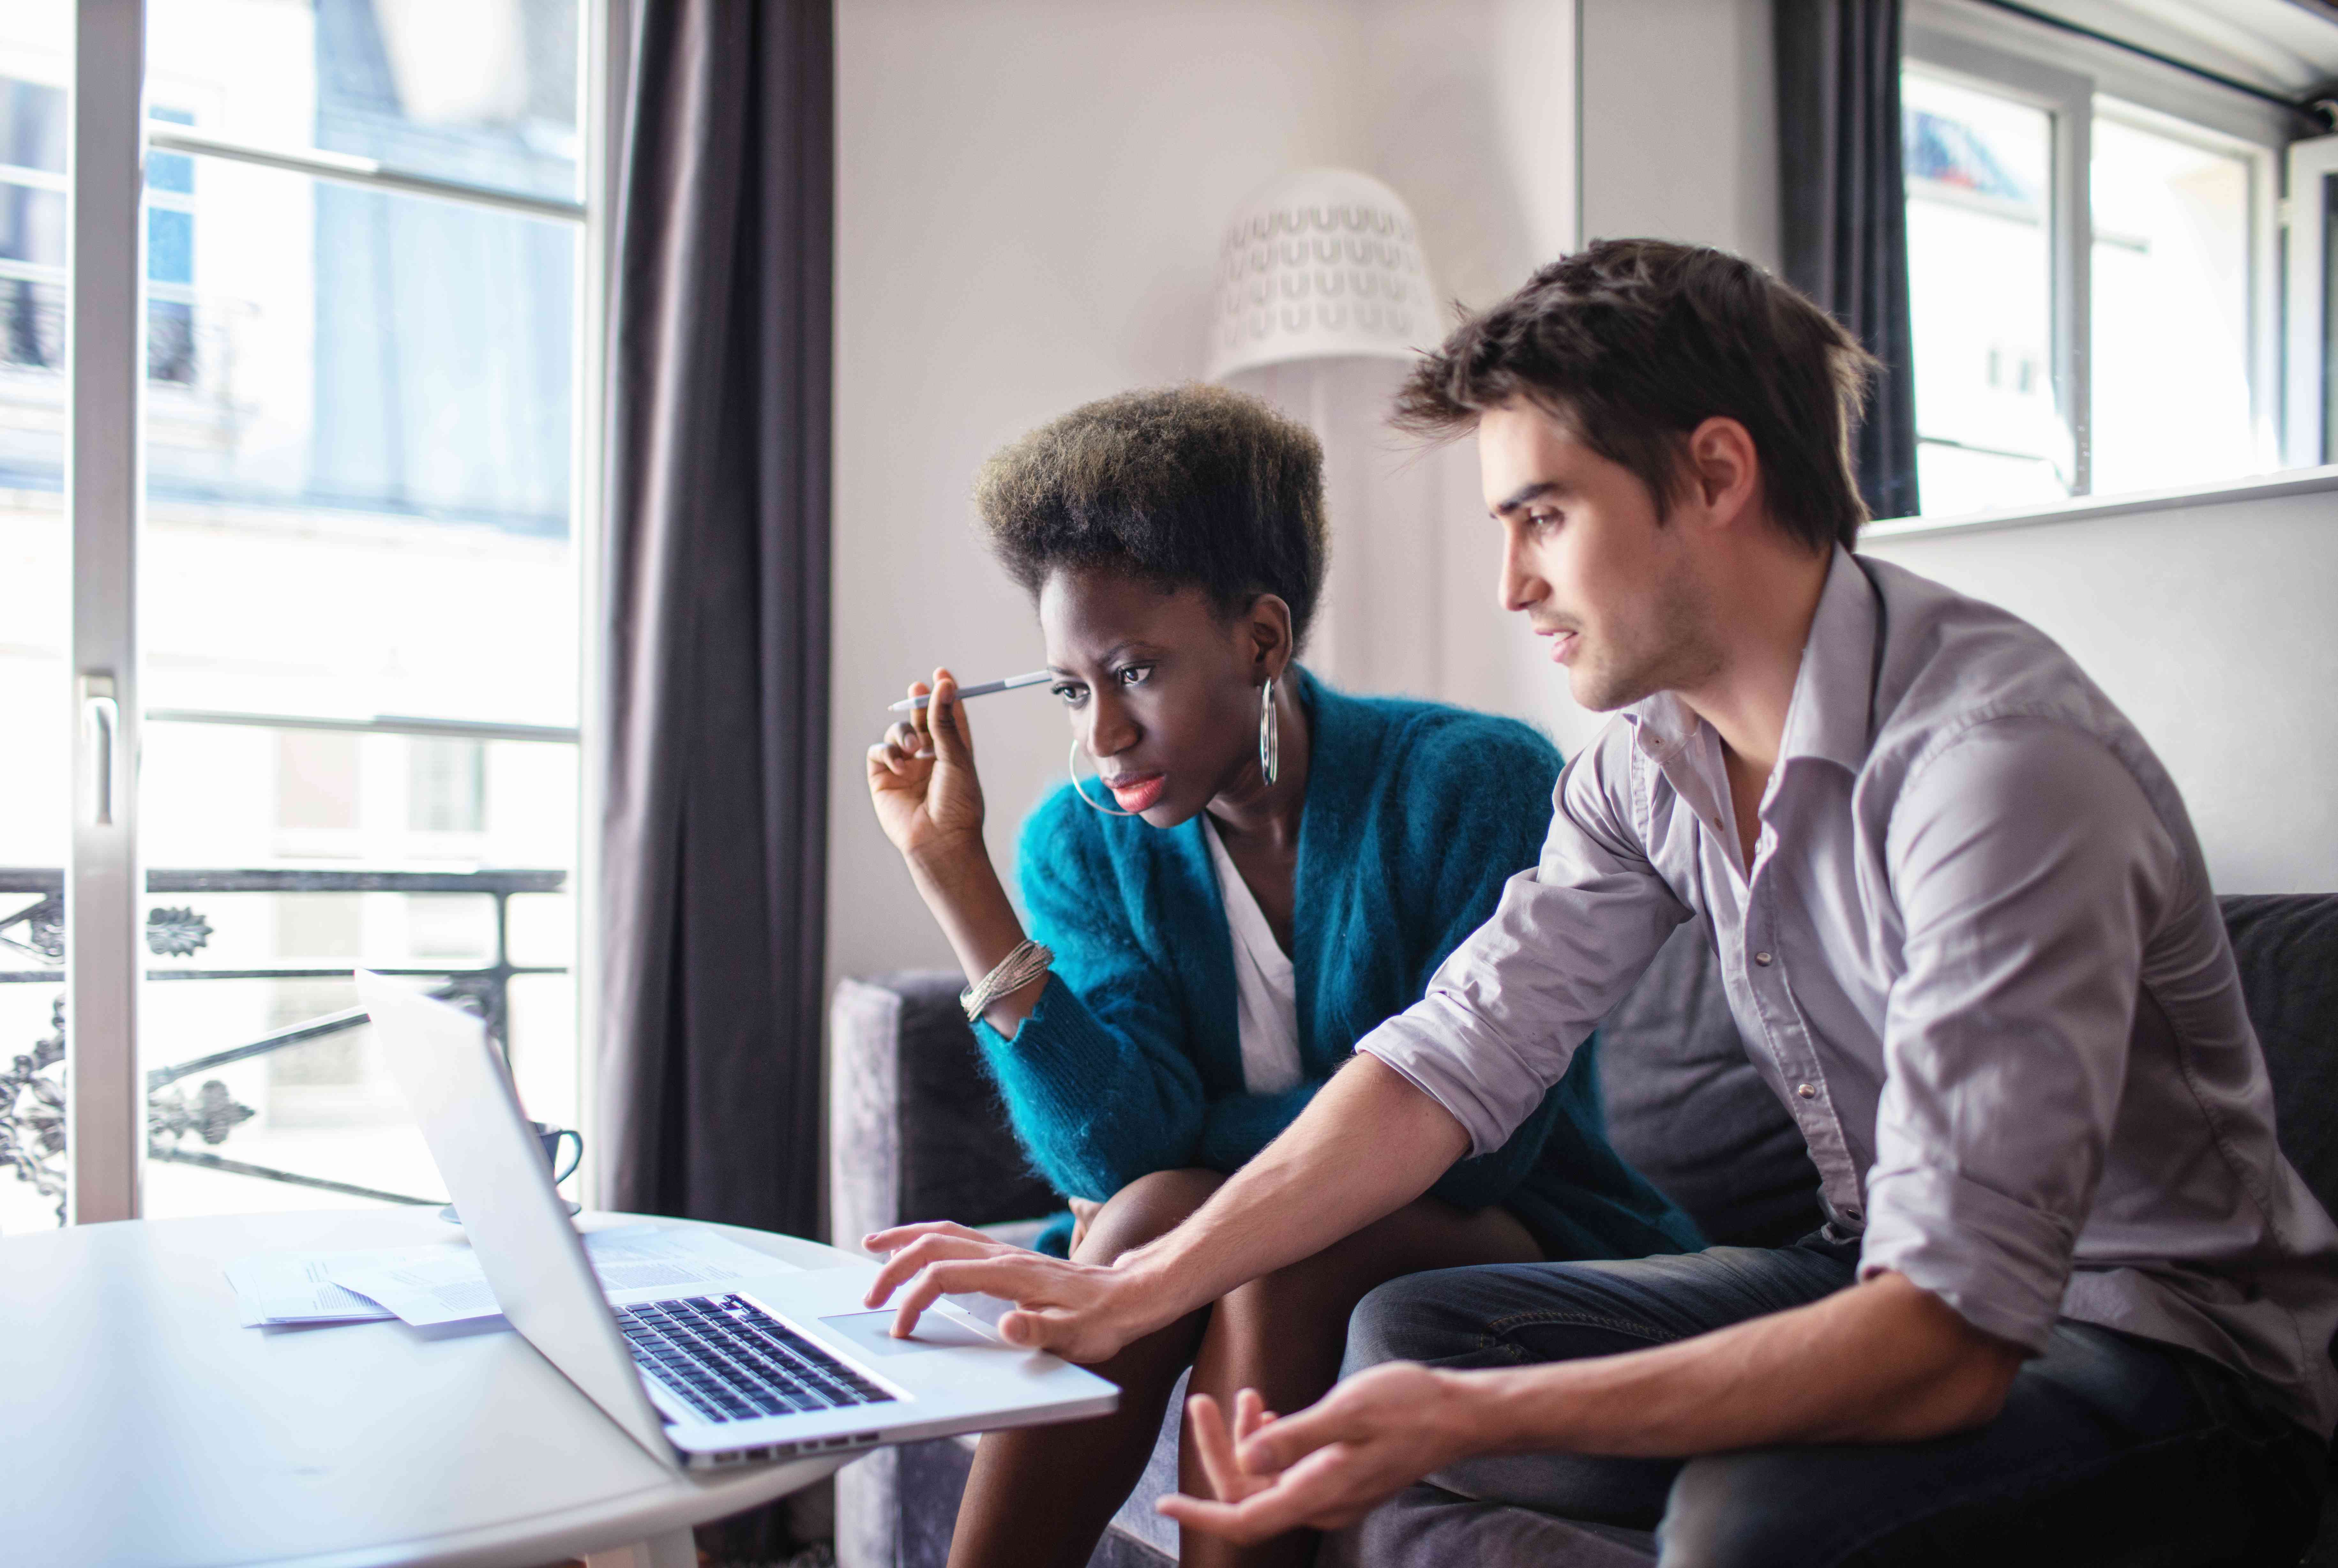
{"left": 1180, "top": 1388, "right": 1284, "bottom": 1508}
{"left": 1158, "top": 1363, "right": 1481, "bottom": 1543}
{"left": 861, "top": 1219, "right": 1159, "bottom": 1363}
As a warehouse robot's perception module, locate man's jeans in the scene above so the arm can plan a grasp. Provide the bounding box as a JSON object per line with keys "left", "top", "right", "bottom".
{"left": 1324, "top": 1235, "right": 2324, "bottom": 1567}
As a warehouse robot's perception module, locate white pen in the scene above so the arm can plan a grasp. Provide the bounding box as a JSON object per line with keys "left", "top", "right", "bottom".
{"left": 887, "top": 670, "right": 1054, "bottom": 712}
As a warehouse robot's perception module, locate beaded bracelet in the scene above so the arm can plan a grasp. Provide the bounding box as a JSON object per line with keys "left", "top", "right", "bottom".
{"left": 960, "top": 939, "right": 1054, "bottom": 1023}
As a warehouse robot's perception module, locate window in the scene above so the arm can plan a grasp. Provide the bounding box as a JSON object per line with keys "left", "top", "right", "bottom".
{"left": 1902, "top": 20, "right": 2282, "bottom": 517}
{"left": 408, "top": 739, "right": 487, "bottom": 836}
{"left": 0, "top": 84, "right": 193, "bottom": 400}
{"left": 0, "top": 76, "right": 67, "bottom": 377}
{"left": 1, "top": 0, "right": 608, "bottom": 1232}
{"left": 146, "top": 106, "right": 197, "bottom": 385}
{"left": 1904, "top": 71, "right": 2066, "bottom": 511}
{"left": 277, "top": 732, "right": 361, "bottom": 833}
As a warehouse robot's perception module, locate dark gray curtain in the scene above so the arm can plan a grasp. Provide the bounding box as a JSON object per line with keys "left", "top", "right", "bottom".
{"left": 1777, "top": 0, "right": 1921, "bottom": 522}
{"left": 600, "top": 0, "right": 832, "bottom": 1237}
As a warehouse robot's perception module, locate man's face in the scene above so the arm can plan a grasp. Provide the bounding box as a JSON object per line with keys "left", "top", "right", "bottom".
{"left": 1476, "top": 400, "right": 1719, "bottom": 713}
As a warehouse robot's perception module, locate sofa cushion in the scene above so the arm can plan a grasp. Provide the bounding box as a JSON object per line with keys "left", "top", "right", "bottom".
{"left": 1596, "top": 917, "right": 1825, "bottom": 1248}
{"left": 1597, "top": 899, "right": 2338, "bottom": 1253}
{"left": 2220, "top": 894, "right": 2338, "bottom": 1223}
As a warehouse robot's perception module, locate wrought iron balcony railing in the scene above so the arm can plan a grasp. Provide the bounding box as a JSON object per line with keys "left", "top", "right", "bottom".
{"left": 0, "top": 865, "right": 568, "bottom": 1223}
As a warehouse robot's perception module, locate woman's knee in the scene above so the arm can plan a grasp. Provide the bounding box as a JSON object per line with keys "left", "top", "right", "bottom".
{"left": 1236, "top": 1197, "right": 1543, "bottom": 1333}
{"left": 1072, "top": 1167, "right": 1225, "bottom": 1263}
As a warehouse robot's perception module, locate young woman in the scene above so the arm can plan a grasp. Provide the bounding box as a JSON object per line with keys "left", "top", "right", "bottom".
{"left": 865, "top": 384, "right": 1697, "bottom": 1568}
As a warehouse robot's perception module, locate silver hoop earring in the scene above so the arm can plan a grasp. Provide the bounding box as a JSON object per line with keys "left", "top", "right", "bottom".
{"left": 1068, "top": 734, "right": 1140, "bottom": 816}
{"left": 1258, "top": 675, "right": 1280, "bottom": 787}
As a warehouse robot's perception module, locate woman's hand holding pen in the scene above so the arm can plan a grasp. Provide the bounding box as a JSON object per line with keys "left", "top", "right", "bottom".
{"left": 868, "top": 667, "right": 1046, "bottom": 1030}
{"left": 868, "top": 667, "right": 988, "bottom": 872}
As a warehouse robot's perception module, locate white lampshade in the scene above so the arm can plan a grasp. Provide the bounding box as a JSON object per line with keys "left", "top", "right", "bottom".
{"left": 1206, "top": 168, "right": 1441, "bottom": 381}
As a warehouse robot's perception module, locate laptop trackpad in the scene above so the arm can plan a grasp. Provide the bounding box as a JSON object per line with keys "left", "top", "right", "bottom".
{"left": 818, "top": 1309, "right": 1005, "bottom": 1358}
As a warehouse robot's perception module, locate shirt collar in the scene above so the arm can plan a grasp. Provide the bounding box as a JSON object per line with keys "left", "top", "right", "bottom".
{"left": 1626, "top": 690, "right": 1698, "bottom": 761}
{"left": 1621, "top": 545, "right": 1879, "bottom": 775}
{"left": 1775, "top": 546, "right": 1879, "bottom": 774}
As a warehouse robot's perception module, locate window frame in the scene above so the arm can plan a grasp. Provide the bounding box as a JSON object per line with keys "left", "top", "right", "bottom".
{"left": 61, "top": 0, "right": 619, "bottom": 1221}
{"left": 1902, "top": 32, "right": 2094, "bottom": 495}
{"left": 0, "top": 82, "right": 70, "bottom": 378}
{"left": 1905, "top": 0, "right": 2296, "bottom": 506}
{"left": 2283, "top": 131, "right": 2338, "bottom": 465}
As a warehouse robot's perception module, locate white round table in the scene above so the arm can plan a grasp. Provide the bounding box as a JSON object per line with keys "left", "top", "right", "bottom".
{"left": 0, "top": 1208, "right": 857, "bottom": 1567}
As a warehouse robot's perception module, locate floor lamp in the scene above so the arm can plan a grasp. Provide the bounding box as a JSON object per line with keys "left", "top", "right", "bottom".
{"left": 1209, "top": 168, "right": 1455, "bottom": 698}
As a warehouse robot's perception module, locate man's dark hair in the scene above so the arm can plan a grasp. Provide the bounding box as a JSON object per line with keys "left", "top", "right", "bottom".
{"left": 1394, "top": 239, "right": 1878, "bottom": 553}
{"left": 976, "top": 383, "right": 1329, "bottom": 646}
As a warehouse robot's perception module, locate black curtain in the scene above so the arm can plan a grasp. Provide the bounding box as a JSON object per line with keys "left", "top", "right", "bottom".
{"left": 600, "top": 0, "right": 832, "bottom": 1238}
{"left": 1777, "top": 0, "right": 1921, "bottom": 522}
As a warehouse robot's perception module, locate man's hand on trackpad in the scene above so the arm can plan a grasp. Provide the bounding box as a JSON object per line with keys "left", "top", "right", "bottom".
{"left": 860, "top": 1218, "right": 1160, "bottom": 1363}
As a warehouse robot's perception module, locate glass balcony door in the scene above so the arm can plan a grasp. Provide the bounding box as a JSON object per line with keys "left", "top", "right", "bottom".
{"left": 2285, "top": 133, "right": 2338, "bottom": 468}
{"left": 0, "top": 3, "right": 75, "bottom": 1232}
{"left": 1, "top": 0, "right": 606, "bottom": 1233}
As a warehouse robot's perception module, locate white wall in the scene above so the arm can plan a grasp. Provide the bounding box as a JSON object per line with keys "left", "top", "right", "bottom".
{"left": 829, "top": 0, "right": 1583, "bottom": 989}
{"left": 1474, "top": 0, "right": 1784, "bottom": 765}
{"left": 1580, "top": 0, "right": 1779, "bottom": 268}
{"left": 1862, "top": 473, "right": 2338, "bottom": 894}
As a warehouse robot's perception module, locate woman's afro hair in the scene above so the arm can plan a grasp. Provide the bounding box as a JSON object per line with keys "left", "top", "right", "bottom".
{"left": 974, "top": 383, "right": 1328, "bottom": 647}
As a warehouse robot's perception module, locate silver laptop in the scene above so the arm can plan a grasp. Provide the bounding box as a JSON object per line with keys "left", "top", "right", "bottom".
{"left": 356, "top": 970, "right": 1116, "bottom": 1471}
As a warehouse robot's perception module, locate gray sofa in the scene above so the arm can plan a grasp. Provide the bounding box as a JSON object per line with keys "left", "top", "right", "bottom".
{"left": 828, "top": 895, "right": 2338, "bottom": 1568}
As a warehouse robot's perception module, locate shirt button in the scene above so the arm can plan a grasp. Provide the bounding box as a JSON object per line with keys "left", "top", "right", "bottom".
{"left": 1754, "top": 951, "right": 1774, "bottom": 966}
{"left": 1796, "top": 1083, "right": 1817, "bottom": 1099}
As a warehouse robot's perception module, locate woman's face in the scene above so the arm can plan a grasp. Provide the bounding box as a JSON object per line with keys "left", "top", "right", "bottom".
{"left": 1036, "top": 565, "right": 1280, "bottom": 827}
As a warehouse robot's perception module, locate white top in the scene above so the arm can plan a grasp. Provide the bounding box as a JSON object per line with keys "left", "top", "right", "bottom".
{"left": 0, "top": 1209, "right": 846, "bottom": 1566}
{"left": 1203, "top": 816, "right": 1303, "bottom": 1094}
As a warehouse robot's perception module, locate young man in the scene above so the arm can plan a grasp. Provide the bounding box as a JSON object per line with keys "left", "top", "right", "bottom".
{"left": 864, "top": 240, "right": 2338, "bottom": 1562}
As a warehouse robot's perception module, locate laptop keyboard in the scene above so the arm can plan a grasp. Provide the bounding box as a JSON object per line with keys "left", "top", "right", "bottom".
{"left": 617, "top": 1294, "right": 895, "bottom": 1425}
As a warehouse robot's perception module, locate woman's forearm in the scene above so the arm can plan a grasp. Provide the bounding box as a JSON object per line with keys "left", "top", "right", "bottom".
{"left": 905, "top": 842, "right": 1048, "bottom": 1031}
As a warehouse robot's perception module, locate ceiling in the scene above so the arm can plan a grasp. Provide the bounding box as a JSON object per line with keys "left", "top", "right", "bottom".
{"left": 2002, "top": 0, "right": 2338, "bottom": 98}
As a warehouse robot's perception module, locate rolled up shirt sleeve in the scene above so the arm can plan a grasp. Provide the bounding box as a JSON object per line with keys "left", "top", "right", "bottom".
{"left": 1860, "top": 717, "right": 2177, "bottom": 1352}
{"left": 1361, "top": 721, "right": 1693, "bottom": 1156}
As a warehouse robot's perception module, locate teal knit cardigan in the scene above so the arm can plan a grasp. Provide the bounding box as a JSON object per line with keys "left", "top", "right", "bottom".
{"left": 973, "top": 669, "right": 1702, "bottom": 1262}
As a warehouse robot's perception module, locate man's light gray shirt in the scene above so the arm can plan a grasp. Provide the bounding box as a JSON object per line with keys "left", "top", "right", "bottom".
{"left": 1363, "top": 549, "right": 2338, "bottom": 1435}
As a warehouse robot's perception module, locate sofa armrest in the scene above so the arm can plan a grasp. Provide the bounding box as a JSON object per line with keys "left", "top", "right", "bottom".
{"left": 829, "top": 971, "right": 1060, "bottom": 1252}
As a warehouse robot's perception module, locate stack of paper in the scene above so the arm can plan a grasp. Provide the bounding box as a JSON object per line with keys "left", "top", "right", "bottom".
{"left": 224, "top": 1224, "right": 801, "bottom": 1329}
{"left": 223, "top": 1246, "right": 432, "bottom": 1327}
